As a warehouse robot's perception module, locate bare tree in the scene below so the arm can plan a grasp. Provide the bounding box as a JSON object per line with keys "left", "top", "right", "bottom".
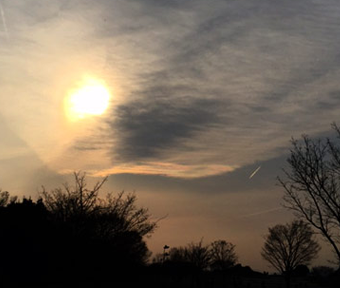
{"left": 210, "top": 240, "right": 237, "bottom": 270}
{"left": 279, "top": 124, "right": 340, "bottom": 265}
{"left": 168, "top": 246, "right": 188, "bottom": 263}
{"left": 185, "top": 239, "right": 211, "bottom": 270}
{"left": 41, "top": 171, "right": 106, "bottom": 221}
{"left": 102, "top": 191, "right": 156, "bottom": 237}
{"left": 40, "top": 171, "right": 157, "bottom": 269}
{"left": 262, "top": 220, "right": 320, "bottom": 287}
{"left": 160, "top": 239, "right": 238, "bottom": 274}
{"left": 165, "top": 240, "right": 211, "bottom": 270}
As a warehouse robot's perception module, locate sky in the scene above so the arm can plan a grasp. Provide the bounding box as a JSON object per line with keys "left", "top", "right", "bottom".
{"left": 1, "top": 0, "right": 340, "bottom": 271}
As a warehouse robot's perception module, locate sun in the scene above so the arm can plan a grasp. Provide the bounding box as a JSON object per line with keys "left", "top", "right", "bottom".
{"left": 65, "top": 78, "right": 111, "bottom": 120}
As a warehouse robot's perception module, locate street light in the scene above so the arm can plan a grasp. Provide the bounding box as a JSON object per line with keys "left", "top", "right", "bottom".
{"left": 163, "top": 245, "right": 170, "bottom": 263}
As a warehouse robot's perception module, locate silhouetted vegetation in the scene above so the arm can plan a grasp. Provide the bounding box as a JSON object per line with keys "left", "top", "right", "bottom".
{"left": 279, "top": 123, "right": 340, "bottom": 266}
{"left": 153, "top": 239, "right": 238, "bottom": 271}
{"left": 261, "top": 220, "right": 320, "bottom": 288}
{"left": 150, "top": 241, "right": 258, "bottom": 288}
{"left": 0, "top": 172, "right": 156, "bottom": 286}
{"left": 210, "top": 240, "right": 238, "bottom": 271}
{"left": 0, "top": 170, "right": 339, "bottom": 287}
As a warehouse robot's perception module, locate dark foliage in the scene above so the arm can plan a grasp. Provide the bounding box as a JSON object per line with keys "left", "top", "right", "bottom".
{"left": 1, "top": 171, "right": 339, "bottom": 287}
{"left": 261, "top": 220, "right": 320, "bottom": 288}
{"left": 210, "top": 240, "right": 238, "bottom": 271}
{"left": 0, "top": 197, "right": 51, "bottom": 284}
{"left": 0, "top": 173, "right": 156, "bottom": 285}
{"left": 153, "top": 239, "right": 238, "bottom": 272}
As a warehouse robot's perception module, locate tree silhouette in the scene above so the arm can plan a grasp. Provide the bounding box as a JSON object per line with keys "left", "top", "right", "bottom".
{"left": 39, "top": 171, "right": 157, "bottom": 280}
{"left": 185, "top": 239, "right": 211, "bottom": 270}
{"left": 166, "top": 246, "right": 189, "bottom": 264}
{"left": 210, "top": 240, "right": 238, "bottom": 271}
{"left": 261, "top": 220, "right": 320, "bottom": 288}
{"left": 279, "top": 124, "right": 340, "bottom": 266}
{"left": 40, "top": 171, "right": 106, "bottom": 221}
{"left": 0, "top": 172, "right": 157, "bottom": 285}
{"left": 157, "top": 239, "right": 238, "bottom": 272}
{"left": 0, "top": 197, "right": 51, "bottom": 284}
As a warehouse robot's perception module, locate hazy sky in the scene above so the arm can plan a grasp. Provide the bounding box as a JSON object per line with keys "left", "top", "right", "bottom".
{"left": 1, "top": 0, "right": 340, "bottom": 271}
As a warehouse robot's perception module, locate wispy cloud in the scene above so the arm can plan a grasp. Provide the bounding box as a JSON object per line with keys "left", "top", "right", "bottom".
{"left": 2, "top": 0, "right": 340, "bottom": 179}
{"left": 96, "top": 0, "right": 340, "bottom": 177}
{"left": 87, "top": 162, "right": 236, "bottom": 179}
{"left": 240, "top": 207, "right": 283, "bottom": 218}
{"left": 0, "top": 1, "right": 8, "bottom": 39}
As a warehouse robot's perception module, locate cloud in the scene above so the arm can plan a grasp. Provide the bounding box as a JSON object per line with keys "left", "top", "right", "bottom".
{"left": 111, "top": 96, "right": 224, "bottom": 161}
{"left": 87, "top": 0, "right": 340, "bottom": 178}
{"left": 2, "top": 0, "right": 340, "bottom": 179}
{"left": 90, "top": 162, "right": 235, "bottom": 179}
{"left": 92, "top": 153, "right": 288, "bottom": 195}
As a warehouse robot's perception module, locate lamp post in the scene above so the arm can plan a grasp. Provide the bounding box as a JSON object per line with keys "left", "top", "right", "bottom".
{"left": 163, "top": 245, "right": 169, "bottom": 263}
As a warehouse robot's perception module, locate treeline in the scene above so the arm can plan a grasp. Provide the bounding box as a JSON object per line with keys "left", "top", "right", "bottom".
{"left": 4, "top": 122, "right": 340, "bottom": 288}
{"left": 0, "top": 173, "right": 245, "bottom": 287}
{"left": 0, "top": 172, "right": 156, "bottom": 286}
{"left": 0, "top": 173, "right": 247, "bottom": 287}
{"left": 153, "top": 239, "right": 237, "bottom": 271}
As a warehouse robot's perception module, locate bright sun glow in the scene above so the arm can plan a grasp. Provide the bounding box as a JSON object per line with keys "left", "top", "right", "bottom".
{"left": 66, "top": 78, "right": 111, "bottom": 120}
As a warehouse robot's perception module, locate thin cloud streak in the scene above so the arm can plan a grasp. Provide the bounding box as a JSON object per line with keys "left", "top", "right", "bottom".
{"left": 240, "top": 207, "right": 283, "bottom": 218}
{"left": 0, "top": 1, "right": 8, "bottom": 39}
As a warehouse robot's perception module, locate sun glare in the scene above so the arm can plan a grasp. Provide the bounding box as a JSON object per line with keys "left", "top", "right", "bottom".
{"left": 66, "top": 78, "right": 111, "bottom": 121}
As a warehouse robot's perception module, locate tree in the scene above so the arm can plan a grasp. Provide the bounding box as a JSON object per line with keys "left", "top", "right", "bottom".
{"left": 40, "top": 171, "right": 106, "bottom": 221}
{"left": 40, "top": 171, "right": 157, "bottom": 279}
{"left": 261, "top": 220, "right": 320, "bottom": 288}
{"left": 0, "top": 197, "right": 52, "bottom": 283}
{"left": 168, "top": 246, "right": 187, "bottom": 262}
{"left": 161, "top": 239, "right": 238, "bottom": 272}
{"left": 210, "top": 240, "right": 237, "bottom": 270}
{"left": 279, "top": 124, "right": 340, "bottom": 265}
{"left": 185, "top": 239, "right": 211, "bottom": 270}
{"left": 157, "top": 240, "right": 211, "bottom": 270}
{"left": 41, "top": 172, "right": 156, "bottom": 235}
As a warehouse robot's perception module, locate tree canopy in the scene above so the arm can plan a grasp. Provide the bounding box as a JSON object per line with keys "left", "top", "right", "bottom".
{"left": 262, "top": 220, "right": 320, "bottom": 287}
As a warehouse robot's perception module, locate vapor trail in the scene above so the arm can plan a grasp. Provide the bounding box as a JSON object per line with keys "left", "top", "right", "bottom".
{"left": 0, "top": 1, "right": 8, "bottom": 39}
{"left": 240, "top": 207, "right": 283, "bottom": 218}
{"left": 249, "top": 165, "right": 261, "bottom": 179}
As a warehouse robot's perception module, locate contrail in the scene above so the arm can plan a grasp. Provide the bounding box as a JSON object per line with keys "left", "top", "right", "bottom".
{"left": 0, "top": 1, "right": 8, "bottom": 39}
{"left": 249, "top": 165, "right": 261, "bottom": 179}
{"left": 240, "top": 207, "right": 283, "bottom": 218}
